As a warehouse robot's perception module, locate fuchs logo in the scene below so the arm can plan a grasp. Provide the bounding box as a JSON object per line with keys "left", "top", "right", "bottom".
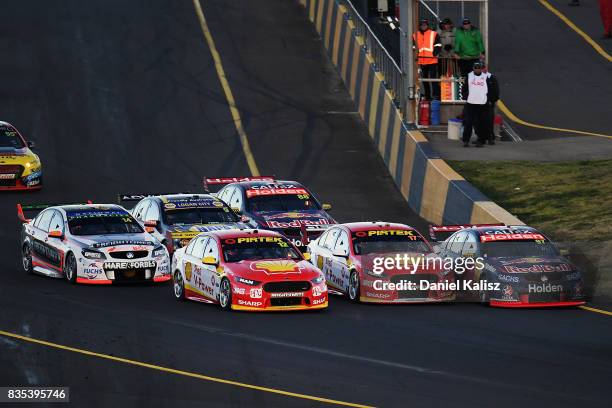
{"left": 266, "top": 218, "right": 329, "bottom": 229}
{"left": 250, "top": 260, "right": 302, "bottom": 274}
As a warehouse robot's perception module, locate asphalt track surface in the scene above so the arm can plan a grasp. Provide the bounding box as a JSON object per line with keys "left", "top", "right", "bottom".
{"left": 0, "top": 1, "right": 611, "bottom": 407}
{"left": 490, "top": 0, "right": 612, "bottom": 140}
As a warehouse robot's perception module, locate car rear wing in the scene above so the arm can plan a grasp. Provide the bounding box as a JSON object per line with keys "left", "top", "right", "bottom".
{"left": 429, "top": 223, "right": 505, "bottom": 242}
{"left": 17, "top": 201, "right": 93, "bottom": 223}
{"left": 202, "top": 176, "right": 275, "bottom": 193}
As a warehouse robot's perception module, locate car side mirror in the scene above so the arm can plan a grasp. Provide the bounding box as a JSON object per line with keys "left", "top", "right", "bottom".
{"left": 27, "top": 141, "right": 35, "bottom": 148}
{"left": 302, "top": 252, "right": 311, "bottom": 261}
{"left": 202, "top": 256, "right": 219, "bottom": 266}
{"left": 322, "top": 203, "right": 332, "bottom": 211}
{"left": 48, "top": 230, "right": 63, "bottom": 239}
{"left": 144, "top": 220, "right": 158, "bottom": 233}
{"left": 332, "top": 248, "right": 349, "bottom": 258}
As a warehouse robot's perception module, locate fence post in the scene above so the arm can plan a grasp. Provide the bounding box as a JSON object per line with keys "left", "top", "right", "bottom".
{"left": 399, "top": 0, "right": 415, "bottom": 124}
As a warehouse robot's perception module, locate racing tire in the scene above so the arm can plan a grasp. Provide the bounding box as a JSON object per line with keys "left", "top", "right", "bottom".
{"left": 22, "top": 244, "right": 33, "bottom": 274}
{"left": 173, "top": 270, "right": 185, "bottom": 301}
{"left": 478, "top": 273, "right": 490, "bottom": 305}
{"left": 347, "top": 270, "right": 361, "bottom": 302}
{"left": 64, "top": 253, "right": 77, "bottom": 284}
{"left": 219, "top": 278, "right": 233, "bottom": 311}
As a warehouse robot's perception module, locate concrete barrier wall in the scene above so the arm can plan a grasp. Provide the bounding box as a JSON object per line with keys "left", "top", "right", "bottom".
{"left": 298, "top": 0, "right": 523, "bottom": 226}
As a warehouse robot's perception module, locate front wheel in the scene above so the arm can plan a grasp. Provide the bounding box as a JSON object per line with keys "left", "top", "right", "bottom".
{"left": 22, "top": 244, "right": 33, "bottom": 274}
{"left": 173, "top": 270, "right": 185, "bottom": 301}
{"left": 347, "top": 270, "right": 360, "bottom": 302}
{"left": 219, "top": 278, "right": 232, "bottom": 311}
{"left": 64, "top": 253, "right": 77, "bottom": 284}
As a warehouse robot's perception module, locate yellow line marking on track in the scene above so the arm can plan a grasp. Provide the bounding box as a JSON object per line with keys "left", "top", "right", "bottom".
{"left": 498, "top": 100, "right": 612, "bottom": 140}
{"left": 538, "top": 0, "right": 612, "bottom": 62}
{"left": 579, "top": 306, "right": 612, "bottom": 316}
{"left": 192, "top": 0, "right": 261, "bottom": 176}
{"left": 0, "top": 329, "right": 375, "bottom": 408}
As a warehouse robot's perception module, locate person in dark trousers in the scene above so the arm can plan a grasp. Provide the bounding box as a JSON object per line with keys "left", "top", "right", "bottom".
{"left": 462, "top": 62, "right": 499, "bottom": 147}
{"left": 454, "top": 17, "right": 485, "bottom": 98}
{"left": 483, "top": 63, "right": 500, "bottom": 145}
{"left": 413, "top": 19, "right": 442, "bottom": 100}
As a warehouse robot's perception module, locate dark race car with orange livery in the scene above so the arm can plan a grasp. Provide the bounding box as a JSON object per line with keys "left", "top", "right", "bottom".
{"left": 431, "top": 224, "right": 586, "bottom": 307}
{"left": 171, "top": 229, "right": 328, "bottom": 311}
{"left": 307, "top": 222, "right": 455, "bottom": 303}
{"left": 204, "top": 176, "right": 335, "bottom": 249}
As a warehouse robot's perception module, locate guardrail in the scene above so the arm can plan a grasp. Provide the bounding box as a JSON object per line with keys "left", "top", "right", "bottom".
{"left": 337, "top": 0, "right": 407, "bottom": 115}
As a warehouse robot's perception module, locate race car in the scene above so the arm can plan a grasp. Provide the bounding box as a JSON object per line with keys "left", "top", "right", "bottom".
{"left": 119, "top": 193, "right": 247, "bottom": 256}
{"left": 0, "top": 121, "right": 42, "bottom": 190}
{"left": 307, "top": 222, "right": 455, "bottom": 303}
{"left": 18, "top": 203, "right": 170, "bottom": 284}
{"left": 171, "top": 229, "right": 328, "bottom": 311}
{"left": 204, "top": 177, "right": 335, "bottom": 249}
{"left": 431, "top": 224, "right": 585, "bottom": 307}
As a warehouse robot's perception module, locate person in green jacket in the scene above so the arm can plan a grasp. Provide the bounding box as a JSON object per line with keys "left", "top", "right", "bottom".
{"left": 454, "top": 18, "right": 485, "bottom": 96}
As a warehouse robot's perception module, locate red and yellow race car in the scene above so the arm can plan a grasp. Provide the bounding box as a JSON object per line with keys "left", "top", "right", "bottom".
{"left": 307, "top": 222, "right": 455, "bottom": 303}
{"left": 171, "top": 229, "right": 328, "bottom": 311}
{"left": 0, "top": 121, "right": 42, "bottom": 191}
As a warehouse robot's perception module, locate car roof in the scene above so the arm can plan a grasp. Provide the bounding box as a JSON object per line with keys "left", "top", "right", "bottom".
{"left": 58, "top": 204, "right": 126, "bottom": 212}
{"left": 230, "top": 180, "right": 306, "bottom": 189}
{"left": 207, "top": 229, "right": 282, "bottom": 240}
{"left": 339, "top": 222, "right": 416, "bottom": 233}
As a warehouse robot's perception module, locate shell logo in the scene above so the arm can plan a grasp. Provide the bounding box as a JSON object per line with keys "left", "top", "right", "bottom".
{"left": 250, "top": 260, "right": 301, "bottom": 274}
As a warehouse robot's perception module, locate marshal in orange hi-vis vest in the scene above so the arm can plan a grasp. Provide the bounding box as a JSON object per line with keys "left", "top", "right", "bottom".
{"left": 412, "top": 30, "right": 438, "bottom": 65}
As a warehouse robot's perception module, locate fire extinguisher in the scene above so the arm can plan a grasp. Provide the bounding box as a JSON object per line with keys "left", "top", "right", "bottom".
{"left": 418, "top": 99, "right": 430, "bottom": 126}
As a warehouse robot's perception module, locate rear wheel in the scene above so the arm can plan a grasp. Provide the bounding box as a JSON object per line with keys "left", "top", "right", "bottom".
{"left": 22, "top": 244, "right": 33, "bottom": 274}
{"left": 64, "top": 253, "right": 77, "bottom": 284}
{"left": 347, "top": 270, "right": 360, "bottom": 302}
{"left": 173, "top": 270, "right": 185, "bottom": 300}
{"left": 219, "top": 278, "right": 232, "bottom": 311}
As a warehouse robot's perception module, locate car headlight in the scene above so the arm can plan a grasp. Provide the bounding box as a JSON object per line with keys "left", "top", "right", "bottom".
{"left": 153, "top": 246, "right": 167, "bottom": 258}
{"left": 24, "top": 160, "right": 41, "bottom": 171}
{"left": 82, "top": 250, "right": 106, "bottom": 260}
{"left": 236, "top": 277, "right": 261, "bottom": 286}
{"left": 311, "top": 274, "right": 325, "bottom": 284}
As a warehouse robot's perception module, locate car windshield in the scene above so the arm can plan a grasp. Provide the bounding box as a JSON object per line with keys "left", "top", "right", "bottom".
{"left": 353, "top": 235, "right": 431, "bottom": 255}
{"left": 165, "top": 208, "right": 238, "bottom": 225}
{"left": 0, "top": 125, "right": 25, "bottom": 149}
{"left": 247, "top": 194, "right": 320, "bottom": 212}
{"left": 67, "top": 210, "right": 143, "bottom": 236}
{"left": 482, "top": 240, "right": 559, "bottom": 258}
{"left": 221, "top": 237, "right": 302, "bottom": 262}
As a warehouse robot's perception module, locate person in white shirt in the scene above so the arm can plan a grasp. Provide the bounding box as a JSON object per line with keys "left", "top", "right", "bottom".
{"left": 461, "top": 61, "right": 499, "bottom": 147}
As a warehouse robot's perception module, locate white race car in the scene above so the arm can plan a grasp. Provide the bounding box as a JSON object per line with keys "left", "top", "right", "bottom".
{"left": 18, "top": 203, "right": 170, "bottom": 284}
